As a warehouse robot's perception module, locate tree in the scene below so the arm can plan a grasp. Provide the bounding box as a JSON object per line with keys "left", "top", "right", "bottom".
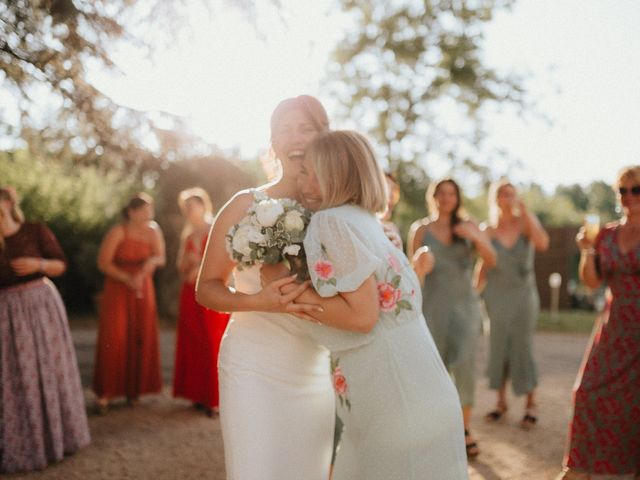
{"left": 554, "top": 181, "right": 618, "bottom": 224}
{"left": 328, "top": 0, "right": 526, "bottom": 236}
{"left": 330, "top": 0, "right": 524, "bottom": 170}
{"left": 555, "top": 184, "right": 590, "bottom": 212}
{"left": 585, "top": 181, "right": 617, "bottom": 223}
{"left": 0, "top": 0, "right": 268, "bottom": 173}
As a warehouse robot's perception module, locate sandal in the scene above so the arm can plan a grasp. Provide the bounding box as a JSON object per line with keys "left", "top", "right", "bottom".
{"left": 95, "top": 398, "right": 109, "bottom": 416}
{"left": 520, "top": 409, "right": 537, "bottom": 430}
{"left": 464, "top": 429, "right": 480, "bottom": 459}
{"left": 485, "top": 403, "right": 508, "bottom": 422}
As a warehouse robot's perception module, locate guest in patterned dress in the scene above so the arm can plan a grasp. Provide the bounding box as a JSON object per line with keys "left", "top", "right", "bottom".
{"left": 267, "top": 130, "right": 468, "bottom": 479}
{"left": 407, "top": 178, "right": 496, "bottom": 458}
{"left": 380, "top": 171, "right": 403, "bottom": 250}
{"left": 477, "top": 180, "right": 549, "bottom": 430}
{"left": 558, "top": 165, "right": 640, "bottom": 480}
{"left": 0, "top": 186, "right": 90, "bottom": 473}
{"left": 173, "top": 188, "right": 229, "bottom": 416}
{"left": 93, "top": 193, "right": 165, "bottom": 413}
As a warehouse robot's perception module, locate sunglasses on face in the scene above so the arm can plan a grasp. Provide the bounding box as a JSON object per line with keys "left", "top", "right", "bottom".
{"left": 618, "top": 185, "right": 640, "bottom": 196}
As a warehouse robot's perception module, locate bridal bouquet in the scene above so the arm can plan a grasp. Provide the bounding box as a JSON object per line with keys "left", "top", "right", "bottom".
{"left": 226, "top": 194, "right": 312, "bottom": 280}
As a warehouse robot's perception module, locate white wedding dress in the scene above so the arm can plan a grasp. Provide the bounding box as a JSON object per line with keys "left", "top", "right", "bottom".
{"left": 218, "top": 264, "right": 335, "bottom": 480}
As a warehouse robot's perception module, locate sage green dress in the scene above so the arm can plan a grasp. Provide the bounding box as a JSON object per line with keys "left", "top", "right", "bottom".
{"left": 420, "top": 230, "right": 483, "bottom": 407}
{"left": 302, "top": 205, "right": 468, "bottom": 480}
{"left": 482, "top": 234, "right": 539, "bottom": 395}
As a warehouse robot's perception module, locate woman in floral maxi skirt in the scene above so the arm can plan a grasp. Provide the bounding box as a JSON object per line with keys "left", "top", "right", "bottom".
{"left": 0, "top": 186, "right": 90, "bottom": 473}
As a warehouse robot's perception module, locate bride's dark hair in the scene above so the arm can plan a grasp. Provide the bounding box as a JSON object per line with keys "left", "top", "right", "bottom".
{"left": 426, "top": 178, "right": 466, "bottom": 242}
{"left": 270, "top": 95, "right": 330, "bottom": 138}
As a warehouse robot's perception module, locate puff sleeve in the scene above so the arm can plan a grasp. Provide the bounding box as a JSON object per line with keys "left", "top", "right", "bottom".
{"left": 304, "top": 210, "right": 382, "bottom": 297}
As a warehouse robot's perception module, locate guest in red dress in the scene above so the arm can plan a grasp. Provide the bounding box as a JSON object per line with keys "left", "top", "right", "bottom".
{"left": 173, "top": 188, "right": 230, "bottom": 416}
{"left": 93, "top": 193, "right": 165, "bottom": 413}
{"left": 559, "top": 165, "right": 640, "bottom": 479}
{"left": 0, "top": 186, "right": 90, "bottom": 473}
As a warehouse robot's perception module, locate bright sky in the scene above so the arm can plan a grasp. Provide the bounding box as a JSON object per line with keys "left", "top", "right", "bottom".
{"left": 90, "top": 0, "right": 640, "bottom": 191}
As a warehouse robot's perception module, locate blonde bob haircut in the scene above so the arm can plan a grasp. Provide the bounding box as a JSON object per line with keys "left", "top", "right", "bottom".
{"left": 616, "top": 165, "right": 640, "bottom": 188}
{"left": 306, "top": 130, "right": 388, "bottom": 214}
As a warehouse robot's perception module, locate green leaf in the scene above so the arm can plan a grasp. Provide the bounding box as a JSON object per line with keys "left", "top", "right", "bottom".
{"left": 397, "top": 299, "right": 413, "bottom": 310}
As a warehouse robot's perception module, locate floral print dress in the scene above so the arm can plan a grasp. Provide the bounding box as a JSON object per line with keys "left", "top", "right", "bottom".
{"left": 564, "top": 224, "right": 640, "bottom": 476}
{"left": 302, "top": 205, "right": 468, "bottom": 480}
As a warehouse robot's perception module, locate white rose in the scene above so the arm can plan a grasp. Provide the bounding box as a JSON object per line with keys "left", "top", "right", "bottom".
{"left": 232, "top": 224, "right": 263, "bottom": 256}
{"left": 283, "top": 244, "right": 301, "bottom": 256}
{"left": 245, "top": 225, "right": 266, "bottom": 244}
{"left": 283, "top": 210, "right": 305, "bottom": 232}
{"left": 255, "top": 200, "right": 284, "bottom": 227}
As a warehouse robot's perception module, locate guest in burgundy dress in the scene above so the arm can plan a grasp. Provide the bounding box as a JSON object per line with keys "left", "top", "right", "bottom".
{"left": 559, "top": 165, "right": 640, "bottom": 479}
{"left": 173, "top": 188, "right": 229, "bottom": 415}
{"left": 0, "top": 186, "right": 90, "bottom": 473}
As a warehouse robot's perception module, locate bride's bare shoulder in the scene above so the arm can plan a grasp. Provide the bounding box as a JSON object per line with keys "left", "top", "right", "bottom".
{"left": 212, "top": 189, "right": 255, "bottom": 226}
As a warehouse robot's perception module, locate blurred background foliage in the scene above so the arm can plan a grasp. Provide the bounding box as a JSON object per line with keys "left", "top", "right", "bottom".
{"left": 0, "top": 0, "right": 620, "bottom": 316}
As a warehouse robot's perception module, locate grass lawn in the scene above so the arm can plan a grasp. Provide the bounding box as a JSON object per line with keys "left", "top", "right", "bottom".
{"left": 537, "top": 310, "right": 598, "bottom": 334}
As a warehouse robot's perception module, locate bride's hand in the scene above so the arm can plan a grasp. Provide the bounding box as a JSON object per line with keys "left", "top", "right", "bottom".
{"left": 259, "top": 275, "right": 322, "bottom": 314}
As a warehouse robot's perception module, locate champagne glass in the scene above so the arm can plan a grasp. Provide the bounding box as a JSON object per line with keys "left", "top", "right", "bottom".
{"left": 584, "top": 214, "right": 600, "bottom": 242}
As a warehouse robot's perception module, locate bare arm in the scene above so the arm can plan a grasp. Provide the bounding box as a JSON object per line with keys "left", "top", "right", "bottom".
{"left": 97, "top": 225, "right": 135, "bottom": 287}
{"left": 10, "top": 257, "right": 65, "bottom": 277}
{"left": 407, "top": 219, "right": 428, "bottom": 259}
{"left": 283, "top": 275, "right": 380, "bottom": 333}
{"left": 454, "top": 221, "right": 497, "bottom": 268}
{"left": 411, "top": 246, "right": 434, "bottom": 285}
{"left": 474, "top": 225, "right": 495, "bottom": 292}
{"left": 474, "top": 260, "right": 488, "bottom": 292}
{"left": 141, "top": 222, "right": 166, "bottom": 275}
{"left": 576, "top": 227, "right": 601, "bottom": 289}
{"left": 520, "top": 201, "right": 549, "bottom": 251}
{"left": 195, "top": 192, "right": 320, "bottom": 315}
{"left": 10, "top": 223, "right": 66, "bottom": 277}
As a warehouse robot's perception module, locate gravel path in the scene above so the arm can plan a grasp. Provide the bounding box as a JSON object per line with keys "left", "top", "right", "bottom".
{"left": 6, "top": 327, "right": 590, "bottom": 480}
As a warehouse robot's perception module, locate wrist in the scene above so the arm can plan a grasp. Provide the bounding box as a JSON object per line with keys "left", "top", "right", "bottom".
{"left": 581, "top": 248, "right": 596, "bottom": 256}
{"left": 39, "top": 258, "right": 46, "bottom": 273}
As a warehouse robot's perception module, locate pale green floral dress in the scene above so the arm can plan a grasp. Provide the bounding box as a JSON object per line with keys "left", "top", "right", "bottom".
{"left": 302, "top": 205, "right": 468, "bottom": 480}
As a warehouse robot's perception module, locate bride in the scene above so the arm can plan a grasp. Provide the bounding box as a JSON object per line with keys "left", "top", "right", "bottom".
{"left": 196, "top": 96, "right": 335, "bottom": 479}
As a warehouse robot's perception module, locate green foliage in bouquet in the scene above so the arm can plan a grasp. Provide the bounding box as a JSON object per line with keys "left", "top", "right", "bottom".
{"left": 226, "top": 195, "right": 312, "bottom": 279}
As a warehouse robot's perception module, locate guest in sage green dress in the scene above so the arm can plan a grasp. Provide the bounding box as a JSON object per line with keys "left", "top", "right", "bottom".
{"left": 268, "top": 130, "right": 468, "bottom": 479}
{"left": 476, "top": 179, "right": 549, "bottom": 430}
{"left": 408, "top": 178, "right": 496, "bottom": 459}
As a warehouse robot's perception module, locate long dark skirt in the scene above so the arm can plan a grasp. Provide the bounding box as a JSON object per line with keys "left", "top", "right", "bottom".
{"left": 0, "top": 278, "right": 90, "bottom": 473}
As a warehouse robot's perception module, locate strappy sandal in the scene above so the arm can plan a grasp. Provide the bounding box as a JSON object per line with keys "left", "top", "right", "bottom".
{"left": 520, "top": 408, "right": 538, "bottom": 430}
{"left": 485, "top": 403, "right": 508, "bottom": 422}
{"left": 464, "top": 429, "right": 480, "bottom": 459}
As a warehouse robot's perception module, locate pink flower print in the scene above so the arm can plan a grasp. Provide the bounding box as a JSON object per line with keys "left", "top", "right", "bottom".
{"left": 378, "top": 282, "right": 401, "bottom": 312}
{"left": 314, "top": 260, "right": 334, "bottom": 280}
{"left": 333, "top": 366, "right": 348, "bottom": 396}
{"left": 385, "top": 253, "right": 401, "bottom": 274}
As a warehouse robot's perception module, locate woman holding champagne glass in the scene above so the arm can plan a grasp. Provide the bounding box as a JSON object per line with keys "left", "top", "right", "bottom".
{"left": 558, "top": 165, "right": 640, "bottom": 479}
